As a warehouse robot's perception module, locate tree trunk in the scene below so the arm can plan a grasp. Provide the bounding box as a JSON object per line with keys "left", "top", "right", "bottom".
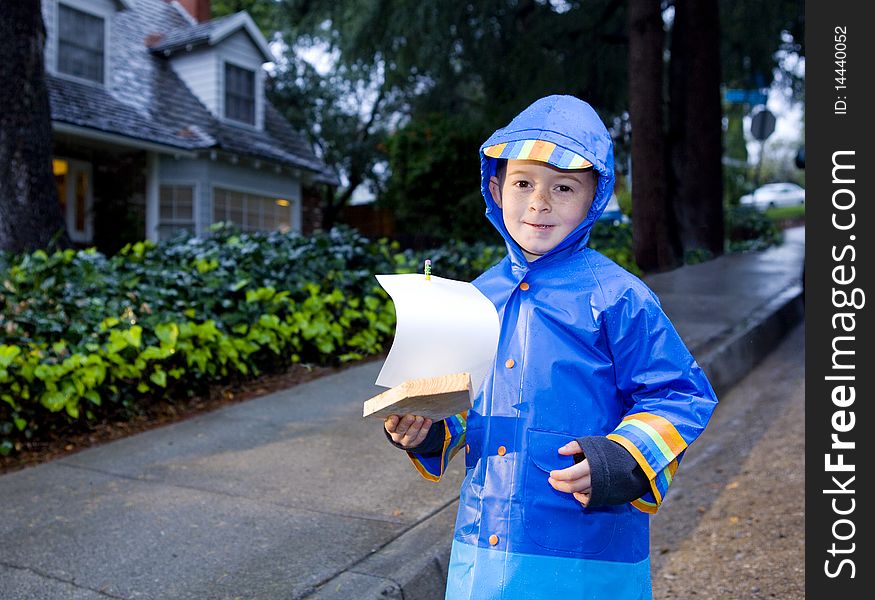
{"left": 668, "top": 0, "right": 724, "bottom": 259}
{"left": 0, "top": 0, "right": 70, "bottom": 255}
{"left": 628, "top": 0, "right": 681, "bottom": 272}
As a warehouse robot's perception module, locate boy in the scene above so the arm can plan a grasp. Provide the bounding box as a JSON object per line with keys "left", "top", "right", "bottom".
{"left": 384, "top": 95, "right": 718, "bottom": 599}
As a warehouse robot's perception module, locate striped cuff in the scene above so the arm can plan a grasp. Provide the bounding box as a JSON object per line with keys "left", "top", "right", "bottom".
{"left": 607, "top": 412, "right": 688, "bottom": 513}
{"left": 407, "top": 412, "right": 467, "bottom": 482}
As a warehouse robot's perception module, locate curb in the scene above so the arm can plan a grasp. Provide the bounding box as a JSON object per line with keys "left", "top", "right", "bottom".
{"left": 314, "top": 282, "right": 805, "bottom": 600}
{"left": 305, "top": 499, "right": 458, "bottom": 600}
{"left": 697, "top": 284, "right": 804, "bottom": 396}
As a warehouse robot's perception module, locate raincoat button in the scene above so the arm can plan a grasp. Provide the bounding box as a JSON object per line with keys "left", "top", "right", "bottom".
{"left": 497, "top": 446, "right": 507, "bottom": 456}
{"left": 466, "top": 444, "right": 470, "bottom": 454}
{"left": 519, "top": 282, "right": 530, "bottom": 291}
{"left": 489, "top": 534, "right": 499, "bottom": 546}
{"left": 505, "top": 359, "right": 515, "bottom": 369}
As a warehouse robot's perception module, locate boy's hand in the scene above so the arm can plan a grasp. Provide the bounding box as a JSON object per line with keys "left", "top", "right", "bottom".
{"left": 547, "top": 441, "right": 592, "bottom": 506}
{"left": 384, "top": 414, "right": 433, "bottom": 449}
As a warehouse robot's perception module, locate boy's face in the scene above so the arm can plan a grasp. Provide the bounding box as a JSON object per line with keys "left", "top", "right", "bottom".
{"left": 489, "top": 159, "right": 597, "bottom": 262}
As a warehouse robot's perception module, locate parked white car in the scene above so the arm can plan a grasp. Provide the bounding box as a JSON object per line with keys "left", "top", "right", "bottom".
{"left": 597, "top": 194, "right": 630, "bottom": 224}
{"left": 739, "top": 182, "right": 805, "bottom": 209}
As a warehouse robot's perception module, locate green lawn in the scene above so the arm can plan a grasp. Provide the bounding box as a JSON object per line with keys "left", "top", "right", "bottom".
{"left": 764, "top": 204, "right": 805, "bottom": 222}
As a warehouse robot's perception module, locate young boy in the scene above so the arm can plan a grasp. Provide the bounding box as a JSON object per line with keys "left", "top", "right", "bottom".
{"left": 384, "top": 95, "right": 718, "bottom": 599}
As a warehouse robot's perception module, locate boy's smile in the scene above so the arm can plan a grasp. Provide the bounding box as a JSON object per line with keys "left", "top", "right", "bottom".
{"left": 489, "top": 159, "right": 596, "bottom": 262}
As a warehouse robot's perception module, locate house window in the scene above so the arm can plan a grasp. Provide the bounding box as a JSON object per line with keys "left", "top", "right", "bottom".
{"left": 224, "top": 63, "right": 256, "bottom": 125}
{"left": 159, "top": 185, "right": 195, "bottom": 240}
{"left": 213, "top": 188, "right": 293, "bottom": 233}
{"left": 57, "top": 4, "right": 105, "bottom": 84}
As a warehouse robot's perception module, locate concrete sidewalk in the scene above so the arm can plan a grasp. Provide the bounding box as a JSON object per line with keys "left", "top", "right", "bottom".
{"left": 0, "top": 228, "right": 804, "bottom": 600}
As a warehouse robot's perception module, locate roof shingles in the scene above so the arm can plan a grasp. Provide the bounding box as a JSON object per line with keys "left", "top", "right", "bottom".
{"left": 146, "top": 13, "right": 236, "bottom": 54}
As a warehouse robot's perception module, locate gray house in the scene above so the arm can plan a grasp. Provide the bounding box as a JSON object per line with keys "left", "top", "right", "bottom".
{"left": 42, "top": 0, "right": 337, "bottom": 252}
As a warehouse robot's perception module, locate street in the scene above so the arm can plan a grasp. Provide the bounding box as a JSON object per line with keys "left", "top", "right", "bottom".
{"left": 651, "top": 323, "right": 805, "bottom": 599}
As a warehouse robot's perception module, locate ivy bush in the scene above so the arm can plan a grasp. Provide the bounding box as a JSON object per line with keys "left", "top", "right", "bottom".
{"left": 0, "top": 225, "right": 399, "bottom": 454}
{"left": 588, "top": 220, "right": 642, "bottom": 276}
{"left": 725, "top": 205, "right": 783, "bottom": 253}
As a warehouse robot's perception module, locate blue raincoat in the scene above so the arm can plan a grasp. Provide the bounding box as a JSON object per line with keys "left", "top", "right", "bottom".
{"left": 405, "top": 95, "right": 718, "bottom": 600}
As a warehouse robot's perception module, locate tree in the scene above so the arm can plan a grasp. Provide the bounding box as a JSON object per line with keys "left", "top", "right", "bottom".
{"left": 668, "top": 0, "right": 724, "bottom": 258}
{"left": 628, "top": 0, "right": 681, "bottom": 271}
{"left": 381, "top": 112, "right": 499, "bottom": 246}
{"left": 212, "top": 0, "right": 278, "bottom": 34}
{"left": 720, "top": 0, "right": 804, "bottom": 96}
{"left": 627, "top": 0, "right": 725, "bottom": 271}
{"left": 266, "top": 54, "right": 399, "bottom": 229}
{"left": 0, "top": 0, "right": 70, "bottom": 255}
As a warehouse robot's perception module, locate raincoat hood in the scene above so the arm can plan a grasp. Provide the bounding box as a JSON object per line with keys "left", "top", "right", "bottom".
{"left": 480, "top": 95, "right": 616, "bottom": 265}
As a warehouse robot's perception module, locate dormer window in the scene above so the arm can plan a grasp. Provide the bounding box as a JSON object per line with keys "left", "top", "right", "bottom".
{"left": 224, "top": 63, "right": 255, "bottom": 125}
{"left": 57, "top": 4, "right": 106, "bottom": 84}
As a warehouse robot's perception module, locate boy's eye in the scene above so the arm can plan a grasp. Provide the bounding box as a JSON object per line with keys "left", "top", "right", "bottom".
{"left": 555, "top": 185, "right": 574, "bottom": 193}
{"left": 512, "top": 180, "right": 531, "bottom": 189}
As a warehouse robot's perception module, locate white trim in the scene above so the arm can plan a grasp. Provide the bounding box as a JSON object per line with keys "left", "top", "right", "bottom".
{"left": 145, "top": 153, "right": 161, "bottom": 243}
{"left": 159, "top": 12, "right": 274, "bottom": 61}
{"left": 207, "top": 149, "right": 310, "bottom": 177}
{"left": 159, "top": 178, "right": 202, "bottom": 188}
{"left": 52, "top": 122, "right": 198, "bottom": 157}
{"left": 211, "top": 12, "right": 274, "bottom": 62}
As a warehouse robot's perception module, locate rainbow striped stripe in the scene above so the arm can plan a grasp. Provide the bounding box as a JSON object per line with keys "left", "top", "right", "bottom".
{"left": 409, "top": 411, "right": 468, "bottom": 482}
{"left": 484, "top": 140, "right": 593, "bottom": 169}
{"left": 607, "top": 412, "right": 688, "bottom": 513}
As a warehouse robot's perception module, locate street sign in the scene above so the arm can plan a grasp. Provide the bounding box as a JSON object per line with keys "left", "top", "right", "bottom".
{"left": 724, "top": 89, "right": 768, "bottom": 105}
{"left": 751, "top": 109, "right": 776, "bottom": 141}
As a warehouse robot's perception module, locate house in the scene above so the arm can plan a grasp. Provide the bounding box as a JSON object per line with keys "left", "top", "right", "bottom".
{"left": 42, "top": 0, "right": 338, "bottom": 252}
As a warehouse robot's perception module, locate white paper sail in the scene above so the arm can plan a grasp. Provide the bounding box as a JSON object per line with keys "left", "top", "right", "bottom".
{"left": 374, "top": 274, "right": 500, "bottom": 397}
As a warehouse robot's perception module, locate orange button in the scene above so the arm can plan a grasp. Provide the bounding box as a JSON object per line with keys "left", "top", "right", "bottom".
{"left": 520, "top": 282, "right": 530, "bottom": 291}
{"left": 497, "top": 446, "right": 507, "bottom": 456}
{"left": 505, "top": 359, "right": 515, "bottom": 369}
{"left": 466, "top": 444, "right": 470, "bottom": 454}
{"left": 488, "top": 534, "right": 499, "bottom": 546}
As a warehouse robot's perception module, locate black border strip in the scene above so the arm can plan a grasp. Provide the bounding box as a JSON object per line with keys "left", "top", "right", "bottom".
{"left": 806, "top": 2, "right": 874, "bottom": 596}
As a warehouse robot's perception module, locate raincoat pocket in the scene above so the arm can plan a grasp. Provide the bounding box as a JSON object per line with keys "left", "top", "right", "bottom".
{"left": 522, "top": 428, "right": 618, "bottom": 555}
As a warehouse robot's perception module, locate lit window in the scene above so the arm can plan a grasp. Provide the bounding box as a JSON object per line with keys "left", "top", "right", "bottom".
{"left": 213, "top": 188, "right": 293, "bottom": 233}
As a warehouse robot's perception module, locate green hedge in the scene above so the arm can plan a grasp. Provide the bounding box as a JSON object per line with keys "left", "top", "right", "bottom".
{"left": 725, "top": 205, "right": 783, "bottom": 252}
{"left": 0, "top": 226, "right": 411, "bottom": 454}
